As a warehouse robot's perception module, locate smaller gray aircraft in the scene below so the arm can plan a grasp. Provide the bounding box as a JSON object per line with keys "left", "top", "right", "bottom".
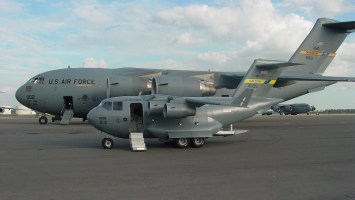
{"left": 87, "top": 59, "right": 298, "bottom": 151}
{"left": 272, "top": 103, "right": 316, "bottom": 115}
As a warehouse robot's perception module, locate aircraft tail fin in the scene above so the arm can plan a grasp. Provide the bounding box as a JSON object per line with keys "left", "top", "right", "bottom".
{"left": 287, "top": 18, "right": 355, "bottom": 74}
{"left": 231, "top": 59, "right": 299, "bottom": 106}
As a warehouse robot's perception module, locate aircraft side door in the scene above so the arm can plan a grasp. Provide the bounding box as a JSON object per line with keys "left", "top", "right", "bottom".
{"left": 129, "top": 103, "right": 143, "bottom": 133}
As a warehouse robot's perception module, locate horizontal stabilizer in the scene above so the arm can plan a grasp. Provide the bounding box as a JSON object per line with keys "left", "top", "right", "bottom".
{"left": 256, "top": 61, "right": 301, "bottom": 69}
{"left": 323, "top": 21, "right": 355, "bottom": 32}
{"left": 278, "top": 75, "right": 355, "bottom": 82}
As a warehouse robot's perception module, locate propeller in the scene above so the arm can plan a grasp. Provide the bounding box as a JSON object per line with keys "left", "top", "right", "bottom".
{"left": 106, "top": 78, "right": 110, "bottom": 98}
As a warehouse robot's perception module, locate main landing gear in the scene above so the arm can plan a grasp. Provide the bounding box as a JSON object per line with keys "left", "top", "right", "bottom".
{"left": 173, "top": 138, "right": 205, "bottom": 148}
{"left": 39, "top": 115, "right": 62, "bottom": 124}
{"left": 101, "top": 137, "right": 206, "bottom": 150}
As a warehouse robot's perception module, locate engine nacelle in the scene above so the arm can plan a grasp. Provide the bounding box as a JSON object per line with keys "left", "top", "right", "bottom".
{"left": 148, "top": 100, "right": 165, "bottom": 116}
{"left": 0, "top": 108, "right": 4, "bottom": 113}
{"left": 108, "top": 76, "right": 151, "bottom": 97}
{"left": 311, "top": 106, "right": 316, "bottom": 111}
{"left": 288, "top": 106, "right": 293, "bottom": 111}
{"left": 271, "top": 106, "right": 280, "bottom": 112}
{"left": 152, "top": 75, "right": 215, "bottom": 97}
{"left": 163, "top": 103, "right": 196, "bottom": 118}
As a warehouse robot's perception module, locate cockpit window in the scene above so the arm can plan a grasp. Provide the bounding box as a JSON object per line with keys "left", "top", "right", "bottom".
{"left": 27, "top": 77, "right": 45, "bottom": 84}
{"left": 113, "top": 101, "right": 123, "bottom": 111}
{"left": 101, "top": 101, "right": 112, "bottom": 111}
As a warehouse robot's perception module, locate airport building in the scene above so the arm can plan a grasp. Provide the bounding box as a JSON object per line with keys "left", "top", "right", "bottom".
{"left": 15, "top": 105, "right": 36, "bottom": 115}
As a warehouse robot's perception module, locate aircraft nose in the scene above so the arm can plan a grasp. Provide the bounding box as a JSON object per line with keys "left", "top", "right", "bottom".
{"left": 88, "top": 107, "right": 108, "bottom": 132}
{"left": 15, "top": 85, "right": 26, "bottom": 105}
{"left": 87, "top": 107, "right": 99, "bottom": 126}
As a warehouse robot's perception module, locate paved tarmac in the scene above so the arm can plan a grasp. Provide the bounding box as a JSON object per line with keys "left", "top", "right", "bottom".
{"left": 0, "top": 115, "right": 354, "bottom": 200}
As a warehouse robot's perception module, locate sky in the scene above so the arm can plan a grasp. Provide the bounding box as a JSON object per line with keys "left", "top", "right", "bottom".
{"left": 0, "top": 0, "right": 355, "bottom": 110}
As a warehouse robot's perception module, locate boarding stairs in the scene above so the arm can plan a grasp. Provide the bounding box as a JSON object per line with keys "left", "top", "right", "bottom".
{"left": 60, "top": 109, "right": 74, "bottom": 125}
{"left": 129, "top": 132, "right": 147, "bottom": 151}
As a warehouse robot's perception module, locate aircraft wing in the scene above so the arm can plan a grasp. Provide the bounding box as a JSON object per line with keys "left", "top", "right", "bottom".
{"left": 184, "top": 89, "right": 254, "bottom": 107}
{"left": 184, "top": 98, "right": 223, "bottom": 107}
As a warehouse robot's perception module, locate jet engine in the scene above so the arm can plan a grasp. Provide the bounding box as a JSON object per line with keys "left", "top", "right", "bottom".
{"left": 288, "top": 105, "right": 293, "bottom": 111}
{"left": 163, "top": 103, "right": 196, "bottom": 118}
{"left": 277, "top": 107, "right": 281, "bottom": 112}
{"left": 108, "top": 76, "right": 151, "bottom": 97}
{"left": 311, "top": 105, "right": 316, "bottom": 111}
{"left": 0, "top": 107, "right": 4, "bottom": 113}
{"left": 148, "top": 100, "right": 165, "bottom": 116}
{"left": 272, "top": 106, "right": 281, "bottom": 112}
{"left": 152, "top": 75, "right": 216, "bottom": 97}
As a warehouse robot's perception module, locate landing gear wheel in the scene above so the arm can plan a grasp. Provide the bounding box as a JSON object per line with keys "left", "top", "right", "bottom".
{"left": 102, "top": 138, "right": 114, "bottom": 149}
{"left": 190, "top": 138, "right": 205, "bottom": 148}
{"left": 39, "top": 116, "right": 48, "bottom": 124}
{"left": 174, "top": 138, "right": 190, "bottom": 148}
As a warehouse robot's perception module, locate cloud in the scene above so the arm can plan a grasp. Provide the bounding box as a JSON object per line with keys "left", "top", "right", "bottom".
{"left": 0, "top": 0, "right": 23, "bottom": 13}
{"left": 72, "top": 0, "right": 118, "bottom": 28}
{"left": 83, "top": 57, "right": 107, "bottom": 68}
{"left": 154, "top": 1, "right": 313, "bottom": 57}
{"left": 324, "top": 41, "right": 355, "bottom": 76}
{"left": 173, "top": 32, "right": 205, "bottom": 44}
{"left": 155, "top": 4, "right": 240, "bottom": 36}
{"left": 280, "top": 0, "right": 355, "bottom": 17}
{"left": 197, "top": 51, "right": 229, "bottom": 65}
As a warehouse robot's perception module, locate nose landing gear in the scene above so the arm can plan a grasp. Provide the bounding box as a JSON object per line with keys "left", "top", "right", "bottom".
{"left": 39, "top": 116, "right": 48, "bottom": 124}
{"left": 102, "top": 138, "right": 114, "bottom": 149}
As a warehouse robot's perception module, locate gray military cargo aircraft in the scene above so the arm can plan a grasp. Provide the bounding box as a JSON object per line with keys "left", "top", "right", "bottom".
{"left": 87, "top": 59, "right": 293, "bottom": 150}
{"left": 15, "top": 18, "right": 355, "bottom": 125}
{"left": 0, "top": 106, "right": 27, "bottom": 114}
{"left": 0, "top": 106, "right": 11, "bottom": 114}
{"left": 272, "top": 103, "right": 316, "bottom": 115}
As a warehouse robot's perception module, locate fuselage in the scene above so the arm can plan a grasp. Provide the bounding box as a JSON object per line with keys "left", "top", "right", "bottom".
{"left": 87, "top": 95, "right": 281, "bottom": 139}
{"left": 15, "top": 67, "right": 335, "bottom": 118}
